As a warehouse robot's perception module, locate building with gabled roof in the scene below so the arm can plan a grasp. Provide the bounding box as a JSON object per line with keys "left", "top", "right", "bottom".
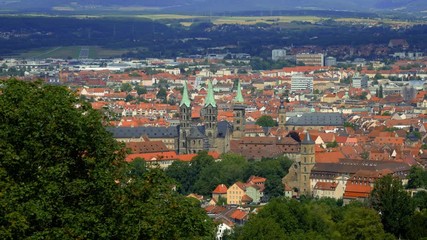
{"left": 313, "top": 182, "right": 344, "bottom": 199}
{"left": 212, "top": 184, "right": 228, "bottom": 202}
{"left": 285, "top": 112, "right": 345, "bottom": 131}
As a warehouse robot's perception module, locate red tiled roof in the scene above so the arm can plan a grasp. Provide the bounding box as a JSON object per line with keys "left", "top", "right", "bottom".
{"left": 126, "top": 151, "right": 177, "bottom": 162}
{"left": 240, "top": 194, "right": 253, "bottom": 203}
{"left": 343, "top": 184, "right": 372, "bottom": 198}
{"left": 314, "top": 182, "right": 338, "bottom": 191}
{"left": 230, "top": 209, "right": 248, "bottom": 220}
{"left": 213, "top": 184, "right": 228, "bottom": 194}
{"left": 247, "top": 176, "right": 266, "bottom": 184}
{"left": 315, "top": 151, "right": 345, "bottom": 163}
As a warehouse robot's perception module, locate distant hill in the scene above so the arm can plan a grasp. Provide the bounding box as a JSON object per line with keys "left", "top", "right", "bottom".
{"left": 2, "top": 0, "right": 427, "bottom": 13}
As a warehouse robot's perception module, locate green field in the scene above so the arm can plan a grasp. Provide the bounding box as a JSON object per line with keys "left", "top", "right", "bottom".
{"left": 14, "top": 46, "right": 128, "bottom": 59}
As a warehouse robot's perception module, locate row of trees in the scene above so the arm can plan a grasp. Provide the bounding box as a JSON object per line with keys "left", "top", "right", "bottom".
{"left": 166, "top": 152, "right": 292, "bottom": 198}
{"left": 0, "top": 80, "right": 215, "bottom": 239}
{"left": 2, "top": 16, "right": 427, "bottom": 59}
{"left": 230, "top": 174, "right": 427, "bottom": 240}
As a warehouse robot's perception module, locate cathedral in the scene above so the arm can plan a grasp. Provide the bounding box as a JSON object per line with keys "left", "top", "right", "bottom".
{"left": 178, "top": 79, "right": 246, "bottom": 154}
{"left": 107, "top": 80, "right": 246, "bottom": 155}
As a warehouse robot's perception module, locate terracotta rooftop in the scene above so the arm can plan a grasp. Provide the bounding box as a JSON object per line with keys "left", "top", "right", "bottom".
{"left": 314, "top": 182, "right": 338, "bottom": 191}
{"left": 213, "top": 184, "right": 228, "bottom": 194}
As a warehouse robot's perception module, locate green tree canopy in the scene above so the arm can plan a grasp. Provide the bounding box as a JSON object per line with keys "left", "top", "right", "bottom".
{"left": 0, "top": 79, "right": 214, "bottom": 239}
{"left": 369, "top": 175, "right": 414, "bottom": 238}
{"left": 338, "top": 206, "right": 394, "bottom": 240}
{"left": 407, "top": 166, "right": 427, "bottom": 189}
{"left": 255, "top": 115, "right": 277, "bottom": 127}
{"left": 120, "top": 82, "right": 133, "bottom": 92}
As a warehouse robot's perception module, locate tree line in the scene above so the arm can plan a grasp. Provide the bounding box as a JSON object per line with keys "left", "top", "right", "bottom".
{"left": 229, "top": 172, "right": 427, "bottom": 240}
{"left": 0, "top": 79, "right": 215, "bottom": 239}
{"left": 166, "top": 152, "right": 292, "bottom": 198}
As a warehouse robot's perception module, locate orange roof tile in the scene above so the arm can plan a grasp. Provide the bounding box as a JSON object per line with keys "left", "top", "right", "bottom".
{"left": 213, "top": 184, "right": 228, "bottom": 194}
{"left": 315, "top": 151, "right": 345, "bottom": 163}
{"left": 126, "top": 151, "right": 177, "bottom": 162}
{"left": 230, "top": 209, "right": 248, "bottom": 220}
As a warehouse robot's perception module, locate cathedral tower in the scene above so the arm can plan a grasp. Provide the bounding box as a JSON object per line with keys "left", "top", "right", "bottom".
{"left": 278, "top": 97, "right": 286, "bottom": 130}
{"left": 203, "top": 80, "right": 218, "bottom": 150}
{"left": 179, "top": 81, "right": 191, "bottom": 154}
{"left": 299, "top": 132, "right": 315, "bottom": 195}
{"left": 232, "top": 80, "right": 245, "bottom": 139}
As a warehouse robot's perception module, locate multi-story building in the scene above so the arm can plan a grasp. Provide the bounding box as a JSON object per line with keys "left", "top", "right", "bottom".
{"left": 325, "top": 56, "right": 337, "bottom": 66}
{"left": 352, "top": 73, "right": 369, "bottom": 89}
{"left": 272, "top": 49, "right": 287, "bottom": 61}
{"left": 291, "top": 74, "right": 314, "bottom": 93}
{"left": 296, "top": 53, "right": 324, "bottom": 66}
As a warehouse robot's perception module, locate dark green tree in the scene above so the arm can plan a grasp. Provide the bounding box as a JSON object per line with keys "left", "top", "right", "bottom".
{"left": 413, "top": 191, "right": 427, "bottom": 211}
{"left": 0, "top": 79, "right": 215, "bottom": 239}
{"left": 236, "top": 217, "right": 286, "bottom": 240}
{"left": 338, "top": 206, "right": 394, "bottom": 240}
{"left": 369, "top": 175, "right": 414, "bottom": 238}
{"left": 156, "top": 87, "right": 167, "bottom": 101}
{"left": 125, "top": 94, "right": 135, "bottom": 102}
{"left": 134, "top": 85, "right": 147, "bottom": 95}
{"left": 0, "top": 80, "right": 125, "bottom": 239}
{"left": 407, "top": 209, "right": 427, "bottom": 240}
{"left": 407, "top": 166, "right": 427, "bottom": 189}
{"left": 255, "top": 115, "right": 277, "bottom": 127}
{"left": 378, "top": 85, "right": 384, "bottom": 98}
{"left": 120, "top": 82, "right": 133, "bottom": 92}
{"left": 118, "top": 168, "right": 215, "bottom": 239}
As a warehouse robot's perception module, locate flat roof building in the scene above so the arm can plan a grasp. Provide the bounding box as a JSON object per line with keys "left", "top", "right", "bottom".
{"left": 296, "top": 53, "right": 324, "bottom": 66}
{"left": 291, "top": 75, "right": 314, "bottom": 93}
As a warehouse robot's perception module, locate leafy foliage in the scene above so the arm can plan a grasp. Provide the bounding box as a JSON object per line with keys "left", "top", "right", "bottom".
{"left": 370, "top": 175, "right": 414, "bottom": 238}
{"left": 233, "top": 198, "right": 394, "bottom": 240}
{"left": 0, "top": 79, "right": 214, "bottom": 239}
{"left": 407, "top": 166, "right": 427, "bottom": 189}
{"left": 255, "top": 115, "right": 277, "bottom": 127}
{"left": 166, "top": 152, "right": 292, "bottom": 198}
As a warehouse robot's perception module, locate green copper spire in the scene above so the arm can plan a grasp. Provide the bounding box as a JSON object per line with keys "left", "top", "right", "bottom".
{"left": 234, "top": 80, "right": 244, "bottom": 103}
{"left": 180, "top": 81, "right": 191, "bottom": 108}
{"left": 204, "top": 80, "right": 216, "bottom": 107}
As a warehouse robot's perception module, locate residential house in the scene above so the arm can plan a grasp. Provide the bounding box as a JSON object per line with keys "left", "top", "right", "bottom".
{"left": 312, "top": 182, "right": 344, "bottom": 199}
{"left": 212, "top": 184, "right": 228, "bottom": 202}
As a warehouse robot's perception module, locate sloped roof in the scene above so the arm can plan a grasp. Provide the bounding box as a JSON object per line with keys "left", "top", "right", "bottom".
{"left": 180, "top": 81, "right": 191, "bottom": 108}
{"left": 314, "top": 182, "right": 338, "bottom": 191}
{"left": 204, "top": 80, "right": 217, "bottom": 107}
{"left": 315, "top": 151, "right": 345, "bottom": 163}
{"left": 107, "top": 126, "right": 178, "bottom": 138}
{"left": 240, "top": 194, "right": 253, "bottom": 203}
{"left": 126, "top": 141, "right": 169, "bottom": 154}
{"left": 230, "top": 209, "right": 248, "bottom": 220}
{"left": 287, "top": 112, "right": 344, "bottom": 126}
{"left": 213, "top": 184, "right": 228, "bottom": 194}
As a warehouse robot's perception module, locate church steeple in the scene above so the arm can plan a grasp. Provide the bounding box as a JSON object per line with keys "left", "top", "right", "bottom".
{"left": 203, "top": 80, "right": 218, "bottom": 151}
{"left": 278, "top": 97, "right": 286, "bottom": 130}
{"left": 300, "top": 131, "right": 315, "bottom": 196}
{"left": 232, "top": 80, "right": 245, "bottom": 139}
{"left": 179, "top": 81, "right": 192, "bottom": 154}
{"left": 205, "top": 80, "right": 216, "bottom": 107}
{"left": 180, "top": 80, "right": 191, "bottom": 108}
{"left": 234, "top": 80, "right": 244, "bottom": 103}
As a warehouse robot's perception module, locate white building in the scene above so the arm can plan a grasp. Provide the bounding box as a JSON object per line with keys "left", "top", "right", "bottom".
{"left": 291, "top": 75, "right": 314, "bottom": 93}
{"left": 325, "top": 56, "right": 337, "bottom": 66}
{"left": 352, "top": 73, "right": 369, "bottom": 89}
{"left": 296, "top": 53, "right": 324, "bottom": 66}
{"left": 272, "top": 49, "right": 287, "bottom": 61}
